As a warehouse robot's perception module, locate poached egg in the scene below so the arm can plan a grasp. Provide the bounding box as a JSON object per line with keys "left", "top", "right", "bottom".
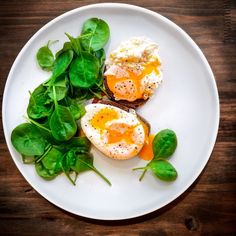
{"left": 105, "top": 37, "right": 163, "bottom": 102}
{"left": 81, "top": 103, "right": 146, "bottom": 160}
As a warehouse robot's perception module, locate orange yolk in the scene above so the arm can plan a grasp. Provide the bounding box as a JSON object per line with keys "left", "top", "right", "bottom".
{"left": 90, "top": 108, "right": 119, "bottom": 130}
{"left": 106, "top": 123, "right": 137, "bottom": 144}
{"left": 139, "top": 134, "right": 155, "bottom": 161}
{"left": 106, "top": 61, "right": 161, "bottom": 101}
{"left": 90, "top": 108, "right": 138, "bottom": 144}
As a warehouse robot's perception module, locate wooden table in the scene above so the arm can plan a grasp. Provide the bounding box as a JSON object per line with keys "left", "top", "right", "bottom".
{"left": 1, "top": 0, "right": 235, "bottom": 235}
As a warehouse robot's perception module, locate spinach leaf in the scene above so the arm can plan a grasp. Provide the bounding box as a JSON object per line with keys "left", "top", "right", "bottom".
{"left": 49, "top": 105, "right": 77, "bottom": 141}
{"left": 55, "top": 42, "right": 72, "bottom": 57}
{"left": 60, "top": 97, "right": 85, "bottom": 120}
{"left": 69, "top": 100, "right": 85, "bottom": 120}
{"left": 94, "top": 48, "right": 106, "bottom": 68}
{"left": 50, "top": 49, "right": 74, "bottom": 83}
{"left": 62, "top": 149, "right": 76, "bottom": 172}
{"left": 71, "top": 152, "right": 111, "bottom": 186}
{"left": 153, "top": 129, "right": 177, "bottom": 159}
{"left": 47, "top": 74, "right": 68, "bottom": 101}
{"left": 35, "top": 162, "right": 57, "bottom": 180}
{"left": 81, "top": 18, "right": 110, "bottom": 52}
{"left": 65, "top": 33, "right": 81, "bottom": 56}
{"left": 69, "top": 52, "right": 100, "bottom": 88}
{"left": 11, "top": 123, "right": 46, "bottom": 156}
{"left": 27, "top": 84, "right": 53, "bottom": 120}
{"left": 148, "top": 160, "right": 178, "bottom": 181}
{"left": 36, "top": 42, "right": 54, "bottom": 71}
{"left": 55, "top": 137, "right": 91, "bottom": 153}
{"left": 133, "top": 129, "right": 178, "bottom": 182}
{"left": 49, "top": 86, "right": 77, "bottom": 141}
{"left": 41, "top": 147, "right": 63, "bottom": 173}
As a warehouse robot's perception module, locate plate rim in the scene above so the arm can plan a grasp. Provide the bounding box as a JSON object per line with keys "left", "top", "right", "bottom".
{"left": 2, "top": 3, "right": 220, "bottom": 220}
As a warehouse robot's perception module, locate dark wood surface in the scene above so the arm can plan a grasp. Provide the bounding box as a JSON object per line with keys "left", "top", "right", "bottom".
{"left": 0, "top": 0, "right": 236, "bottom": 235}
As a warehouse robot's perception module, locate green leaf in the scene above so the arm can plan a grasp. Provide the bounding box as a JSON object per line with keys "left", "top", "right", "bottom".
{"left": 47, "top": 74, "right": 68, "bottom": 101}
{"left": 49, "top": 105, "right": 77, "bottom": 141}
{"left": 63, "top": 98, "right": 86, "bottom": 120}
{"left": 36, "top": 42, "right": 54, "bottom": 71}
{"left": 148, "top": 160, "right": 178, "bottom": 181}
{"left": 62, "top": 149, "right": 77, "bottom": 172}
{"left": 41, "top": 147, "right": 63, "bottom": 173}
{"left": 11, "top": 123, "right": 46, "bottom": 156}
{"left": 153, "top": 129, "right": 177, "bottom": 159}
{"left": 27, "top": 84, "right": 53, "bottom": 120}
{"left": 65, "top": 33, "right": 81, "bottom": 56}
{"left": 55, "top": 42, "right": 72, "bottom": 58}
{"left": 55, "top": 137, "right": 91, "bottom": 153}
{"left": 72, "top": 152, "right": 111, "bottom": 186}
{"left": 69, "top": 52, "right": 100, "bottom": 88}
{"left": 35, "top": 162, "right": 57, "bottom": 180}
{"left": 71, "top": 153, "right": 93, "bottom": 173}
{"left": 94, "top": 48, "right": 106, "bottom": 68}
{"left": 51, "top": 49, "right": 74, "bottom": 80}
{"left": 81, "top": 18, "right": 110, "bottom": 52}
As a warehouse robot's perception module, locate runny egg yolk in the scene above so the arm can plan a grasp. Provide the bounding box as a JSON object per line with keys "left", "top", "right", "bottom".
{"left": 90, "top": 108, "right": 119, "bottom": 130}
{"left": 106, "top": 61, "right": 161, "bottom": 101}
{"left": 90, "top": 108, "right": 138, "bottom": 144}
{"left": 139, "top": 134, "right": 155, "bottom": 161}
{"left": 106, "top": 123, "right": 137, "bottom": 144}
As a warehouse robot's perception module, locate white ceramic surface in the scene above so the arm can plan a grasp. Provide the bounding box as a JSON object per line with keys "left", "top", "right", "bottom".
{"left": 2, "top": 3, "right": 219, "bottom": 220}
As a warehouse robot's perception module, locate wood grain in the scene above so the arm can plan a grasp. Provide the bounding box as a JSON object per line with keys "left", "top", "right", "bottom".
{"left": 0, "top": 0, "right": 236, "bottom": 235}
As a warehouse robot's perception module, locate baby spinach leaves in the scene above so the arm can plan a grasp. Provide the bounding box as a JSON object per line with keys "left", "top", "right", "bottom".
{"left": 133, "top": 129, "right": 178, "bottom": 182}
{"left": 50, "top": 50, "right": 74, "bottom": 83}
{"left": 11, "top": 18, "right": 111, "bottom": 187}
{"left": 11, "top": 123, "right": 46, "bottom": 156}
{"left": 36, "top": 41, "right": 54, "bottom": 71}
{"left": 72, "top": 153, "right": 111, "bottom": 186}
{"left": 153, "top": 129, "right": 177, "bottom": 158}
{"left": 81, "top": 18, "right": 110, "bottom": 52}
{"left": 69, "top": 52, "right": 100, "bottom": 88}
{"left": 27, "top": 84, "right": 53, "bottom": 120}
{"left": 148, "top": 160, "right": 177, "bottom": 181}
{"left": 49, "top": 86, "right": 77, "bottom": 141}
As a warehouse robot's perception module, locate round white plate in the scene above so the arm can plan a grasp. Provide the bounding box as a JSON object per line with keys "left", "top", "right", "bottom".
{"left": 2, "top": 3, "right": 219, "bottom": 220}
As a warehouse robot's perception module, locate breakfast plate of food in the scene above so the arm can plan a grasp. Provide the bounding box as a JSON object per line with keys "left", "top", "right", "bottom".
{"left": 2, "top": 3, "right": 219, "bottom": 220}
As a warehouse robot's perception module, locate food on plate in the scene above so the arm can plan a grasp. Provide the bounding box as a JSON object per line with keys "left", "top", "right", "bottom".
{"left": 10, "top": 16, "right": 179, "bottom": 186}
{"left": 104, "top": 37, "right": 163, "bottom": 108}
{"left": 133, "top": 129, "right": 178, "bottom": 182}
{"left": 81, "top": 103, "right": 149, "bottom": 160}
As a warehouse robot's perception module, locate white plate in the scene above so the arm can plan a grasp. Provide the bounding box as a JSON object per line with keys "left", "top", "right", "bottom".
{"left": 2, "top": 3, "right": 219, "bottom": 220}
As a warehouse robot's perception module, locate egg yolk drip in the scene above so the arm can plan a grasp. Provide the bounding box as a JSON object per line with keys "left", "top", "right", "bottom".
{"left": 137, "top": 119, "right": 154, "bottom": 161}
{"left": 139, "top": 134, "right": 155, "bottom": 161}
{"left": 106, "top": 61, "right": 161, "bottom": 102}
{"left": 90, "top": 108, "right": 138, "bottom": 144}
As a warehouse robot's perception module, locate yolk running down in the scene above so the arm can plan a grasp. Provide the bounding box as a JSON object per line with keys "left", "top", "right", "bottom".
{"left": 139, "top": 134, "right": 155, "bottom": 161}
{"left": 106, "top": 61, "right": 161, "bottom": 102}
